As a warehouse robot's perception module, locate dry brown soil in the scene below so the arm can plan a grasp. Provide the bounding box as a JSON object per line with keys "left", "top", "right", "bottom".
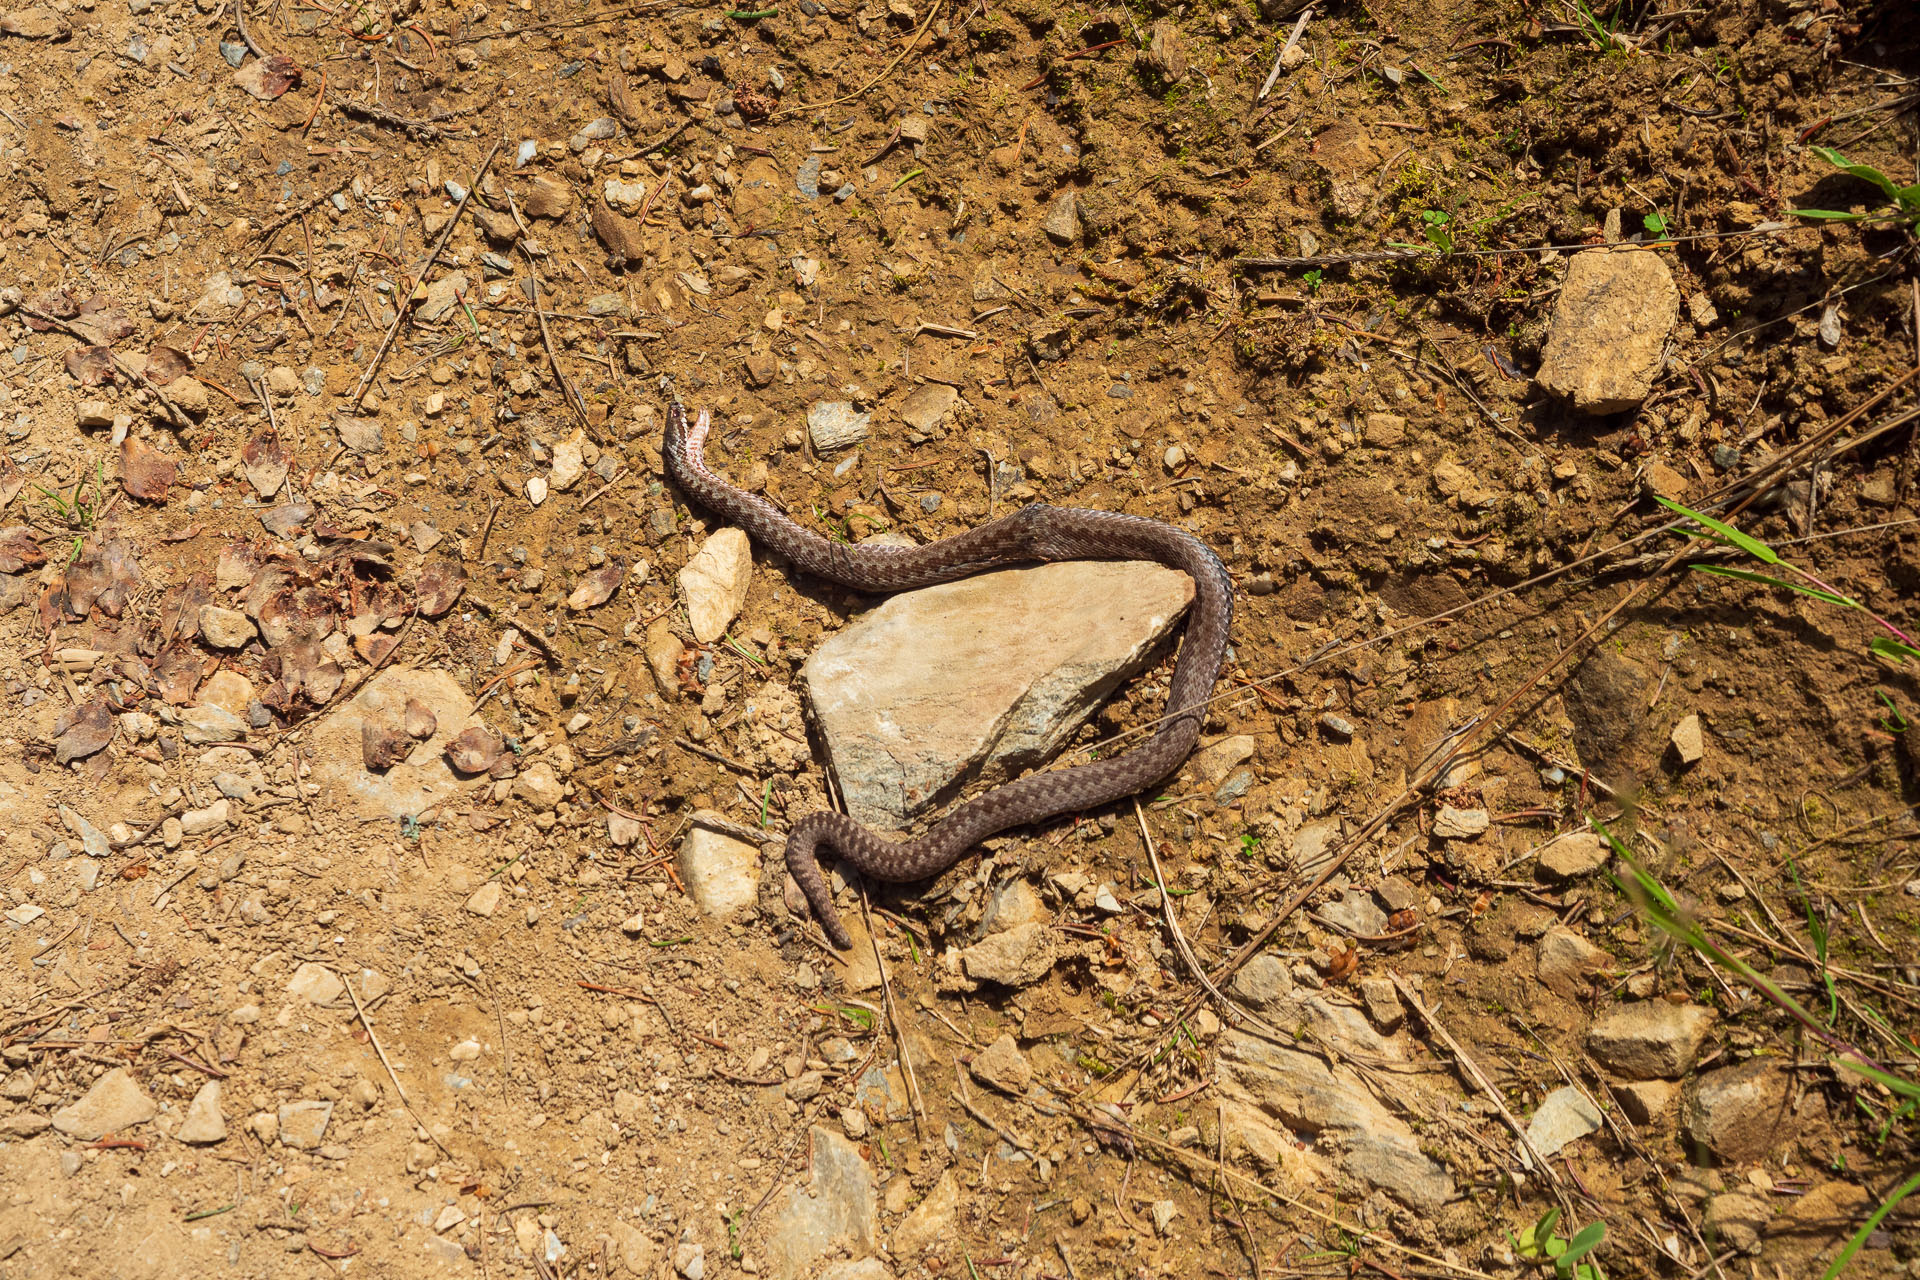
{"left": 2, "top": 0, "right": 1920, "bottom": 1277}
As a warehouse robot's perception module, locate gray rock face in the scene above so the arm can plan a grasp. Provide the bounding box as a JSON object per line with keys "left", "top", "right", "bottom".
{"left": 1536, "top": 246, "right": 1679, "bottom": 413}
{"left": 1319, "top": 887, "right": 1388, "bottom": 937}
{"left": 1217, "top": 1030, "right": 1454, "bottom": 1211}
{"left": 678, "top": 527, "right": 752, "bottom": 643}
{"left": 1588, "top": 1002, "right": 1715, "bottom": 1080}
{"left": 953, "top": 922, "right": 1057, "bottom": 987}
{"left": 1525, "top": 1086, "right": 1602, "bottom": 1161}
{"left": 890, "top": 1170, "right": 960, "bottom": 1258}
{"left": 1686, "top": 1059, "right": 1790, "bottom": 1163}
{"left": 1229, "top": 955, "right": 1293, "bottom": 1009}
{"left": 807, "top": 401, "right": 870, "bottom": 451}
{"left": 970, "top": 1033, "right": 1033, "bottom": 1094}
{"left": 899, "top": 383, "right": 961, "bottom": 432}
{"left": 277, "top": 1099, "right": 334, "bottom": 1149}
{"left": 801, "top": 561, "right": 1194, "bottom": 828}
{"left": 766, "top": 1126, "right": 877, "bottom": 1280}
{"left": 1537, "top": 832, "right": 1611, "bottom": 880}
{"left": 1042, "top": 190, "right": 1080, "bottom": 244}
{"left": 1703, "top": 1191, "right": 1769, "bottom": 1254}
{"left": 1564, "top": 648, "right": 1648, "bottom": 768}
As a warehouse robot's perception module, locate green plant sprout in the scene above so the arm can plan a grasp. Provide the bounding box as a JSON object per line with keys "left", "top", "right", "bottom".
{"left": 1571, "top": 0, "right": 1624, "bottom": 52}
{"left": 1793, "top": 147, "right": 1920, "bottom": 228}
{"left": 34, "top": 459, "right": 107, "bottom": 529}
{"left": 1511, "top": 1207, "right": 1606, "bottom": 1279}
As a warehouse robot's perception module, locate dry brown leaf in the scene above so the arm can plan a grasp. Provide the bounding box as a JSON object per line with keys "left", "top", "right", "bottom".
{"left": 145, "top": 345, "right": 192, "bottom": 384}
{"left": 64, "top": 345, "right": 118, "bottom": 386}
{"left": 0, "top": 455, "right": 23, "bottom": 508}
{"left": 414, "top": 558, "right": 467, "bottom": 617}
{"left": 444, "top": 725, "right": 506, "bottom": 774}
{"left": 119, "top": 436, "right": 176, "bottom": 503}
{"left": 403, "top": 697, "right": 437, "bottom": 739}
{"left": 158, "top": 571, "right": 213, "bottom": 641}
{"left": 63, "top": 538, "right": 142, "bottom": 618}
{"left": 242, "top": 428, "right": 288, "bottom": 499}
{"left": 0, "top": 526, "right": 45, "bottom": 574}
{"left": 73, "top": 296, "right": 136, "bottom": 343}
{"left": 566, "top": 559, "right": 626, "bottom": 611}
{"left": 151, "top": 643, "right": 207, "bottom": 704}
{"left": 234, "top": 54, "right": 302, "bottom": 100}
{"left": 52, "top": 699, "right": 114, "bottom": 763}
{"left": 361, "top": 722, "right": 413, "bottom": 771}
{"left": 354, "top": 632, "right": 398, "bottom": 665}
{"left": 23, "top": 292, "right": 77, "bottom": 326}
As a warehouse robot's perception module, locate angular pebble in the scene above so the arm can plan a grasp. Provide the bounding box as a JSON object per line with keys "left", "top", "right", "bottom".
{"left": 678, "top": 527, "right": 753, "bottom": 643}
{"left": 52, "top": 1067, "right": 157, "bottom": 1140}
{"left": 1537, "top": 246, "right": 1679, "bottom": 413}
{"left": 806, "top": 401, "right": 870, "bottom": 452}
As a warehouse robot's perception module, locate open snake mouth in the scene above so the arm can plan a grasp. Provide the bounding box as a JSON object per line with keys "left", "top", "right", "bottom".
{"left": 685, "top": 407, "right": 713, "bottom": 456}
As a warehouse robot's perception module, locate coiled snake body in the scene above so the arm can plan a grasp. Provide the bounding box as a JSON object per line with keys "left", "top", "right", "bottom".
{"left": 665, "top": 404, "right": 1234, "bottom": 948}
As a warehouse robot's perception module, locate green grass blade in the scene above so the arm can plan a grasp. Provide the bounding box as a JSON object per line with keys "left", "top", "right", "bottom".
{"left": 1653, "top": 495, "right": 1779, "bottom": 563}
{"left": 1821, "top": 1166, "right": 1920, "bottom": 1280}
{"left": 1870, "top": 636, "right": 1920, "bottom": 663}
{"left": 1812, "top": 146, "right": 1900, "bottom": 200}
{"left": 1562, "top": 1222, "right": 1605, "bottom": 1265}
{"left": 1690, "top": 565, "right": 1852, "bottom": 606}
{"left": 1792, "top": 209, "right": 1868, "bottom": 221}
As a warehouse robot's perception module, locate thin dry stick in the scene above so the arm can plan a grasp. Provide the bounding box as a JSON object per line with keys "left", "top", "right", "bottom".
{"left": 1066, "top": 363, "right": 1920, "bottom": 771}
{"left": 1215, "top": 1096, "right": 1263, "bottom": 1280}
{"left": 20, "top": 307, "right": 197, "bottom": 429}
{"left": 469, "top": 495, "right": 501, "bottom": 561}
{"left": 774, "top": 0, "right": 942, "bottom": 119}
{"left": 1103, "top": 518, "right": 1708, "bottom": 1095}
{"left": 858, "top": 891, "right": 926, "bottom": 1136}
{"left": 350, "top": 135, "right": 505, "bottom": 411}
{"left": 517, "top": 241, "right": 593, "bottom": 431}
{"left": 1133, "top": 799, "right": 1279, "bottom": 1040}
{"left": 343, "top": 975, "right": 452, "bottom": 1156}
{"left": 1390, "top": 973, "right": 1573, "bottom": 1217}
{"left": 951, "top": 1087, "right": 1034, "bottom": 1154}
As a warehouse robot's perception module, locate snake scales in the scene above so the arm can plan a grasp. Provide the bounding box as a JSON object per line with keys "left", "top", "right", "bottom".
{"left": 664, "top": 403, "right": 1234, "bottom": 948}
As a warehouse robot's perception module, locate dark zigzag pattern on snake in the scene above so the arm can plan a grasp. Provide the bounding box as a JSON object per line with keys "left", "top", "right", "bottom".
{"left": 664, "top": 403, "right": 1234, "bottom": 948}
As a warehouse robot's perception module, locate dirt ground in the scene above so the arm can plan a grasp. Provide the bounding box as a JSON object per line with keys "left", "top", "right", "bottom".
{"left": 3, "top": 0, "right": 1920, "bottom": 1276}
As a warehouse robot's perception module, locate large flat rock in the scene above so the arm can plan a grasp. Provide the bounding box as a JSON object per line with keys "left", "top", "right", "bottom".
{"left": 1218, "top": 1029, "right": 1455, "bottom": 1212}
{"left": 310, "top": 667, "right": 485, "bottom": 820}
{"left": 800, "top": 560, "right": 1195, "bottom": 828}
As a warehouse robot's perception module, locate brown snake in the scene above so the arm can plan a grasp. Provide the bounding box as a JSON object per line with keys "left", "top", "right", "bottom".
{"left": 665, "top": 404, "right": 1233, "bottom": 948}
